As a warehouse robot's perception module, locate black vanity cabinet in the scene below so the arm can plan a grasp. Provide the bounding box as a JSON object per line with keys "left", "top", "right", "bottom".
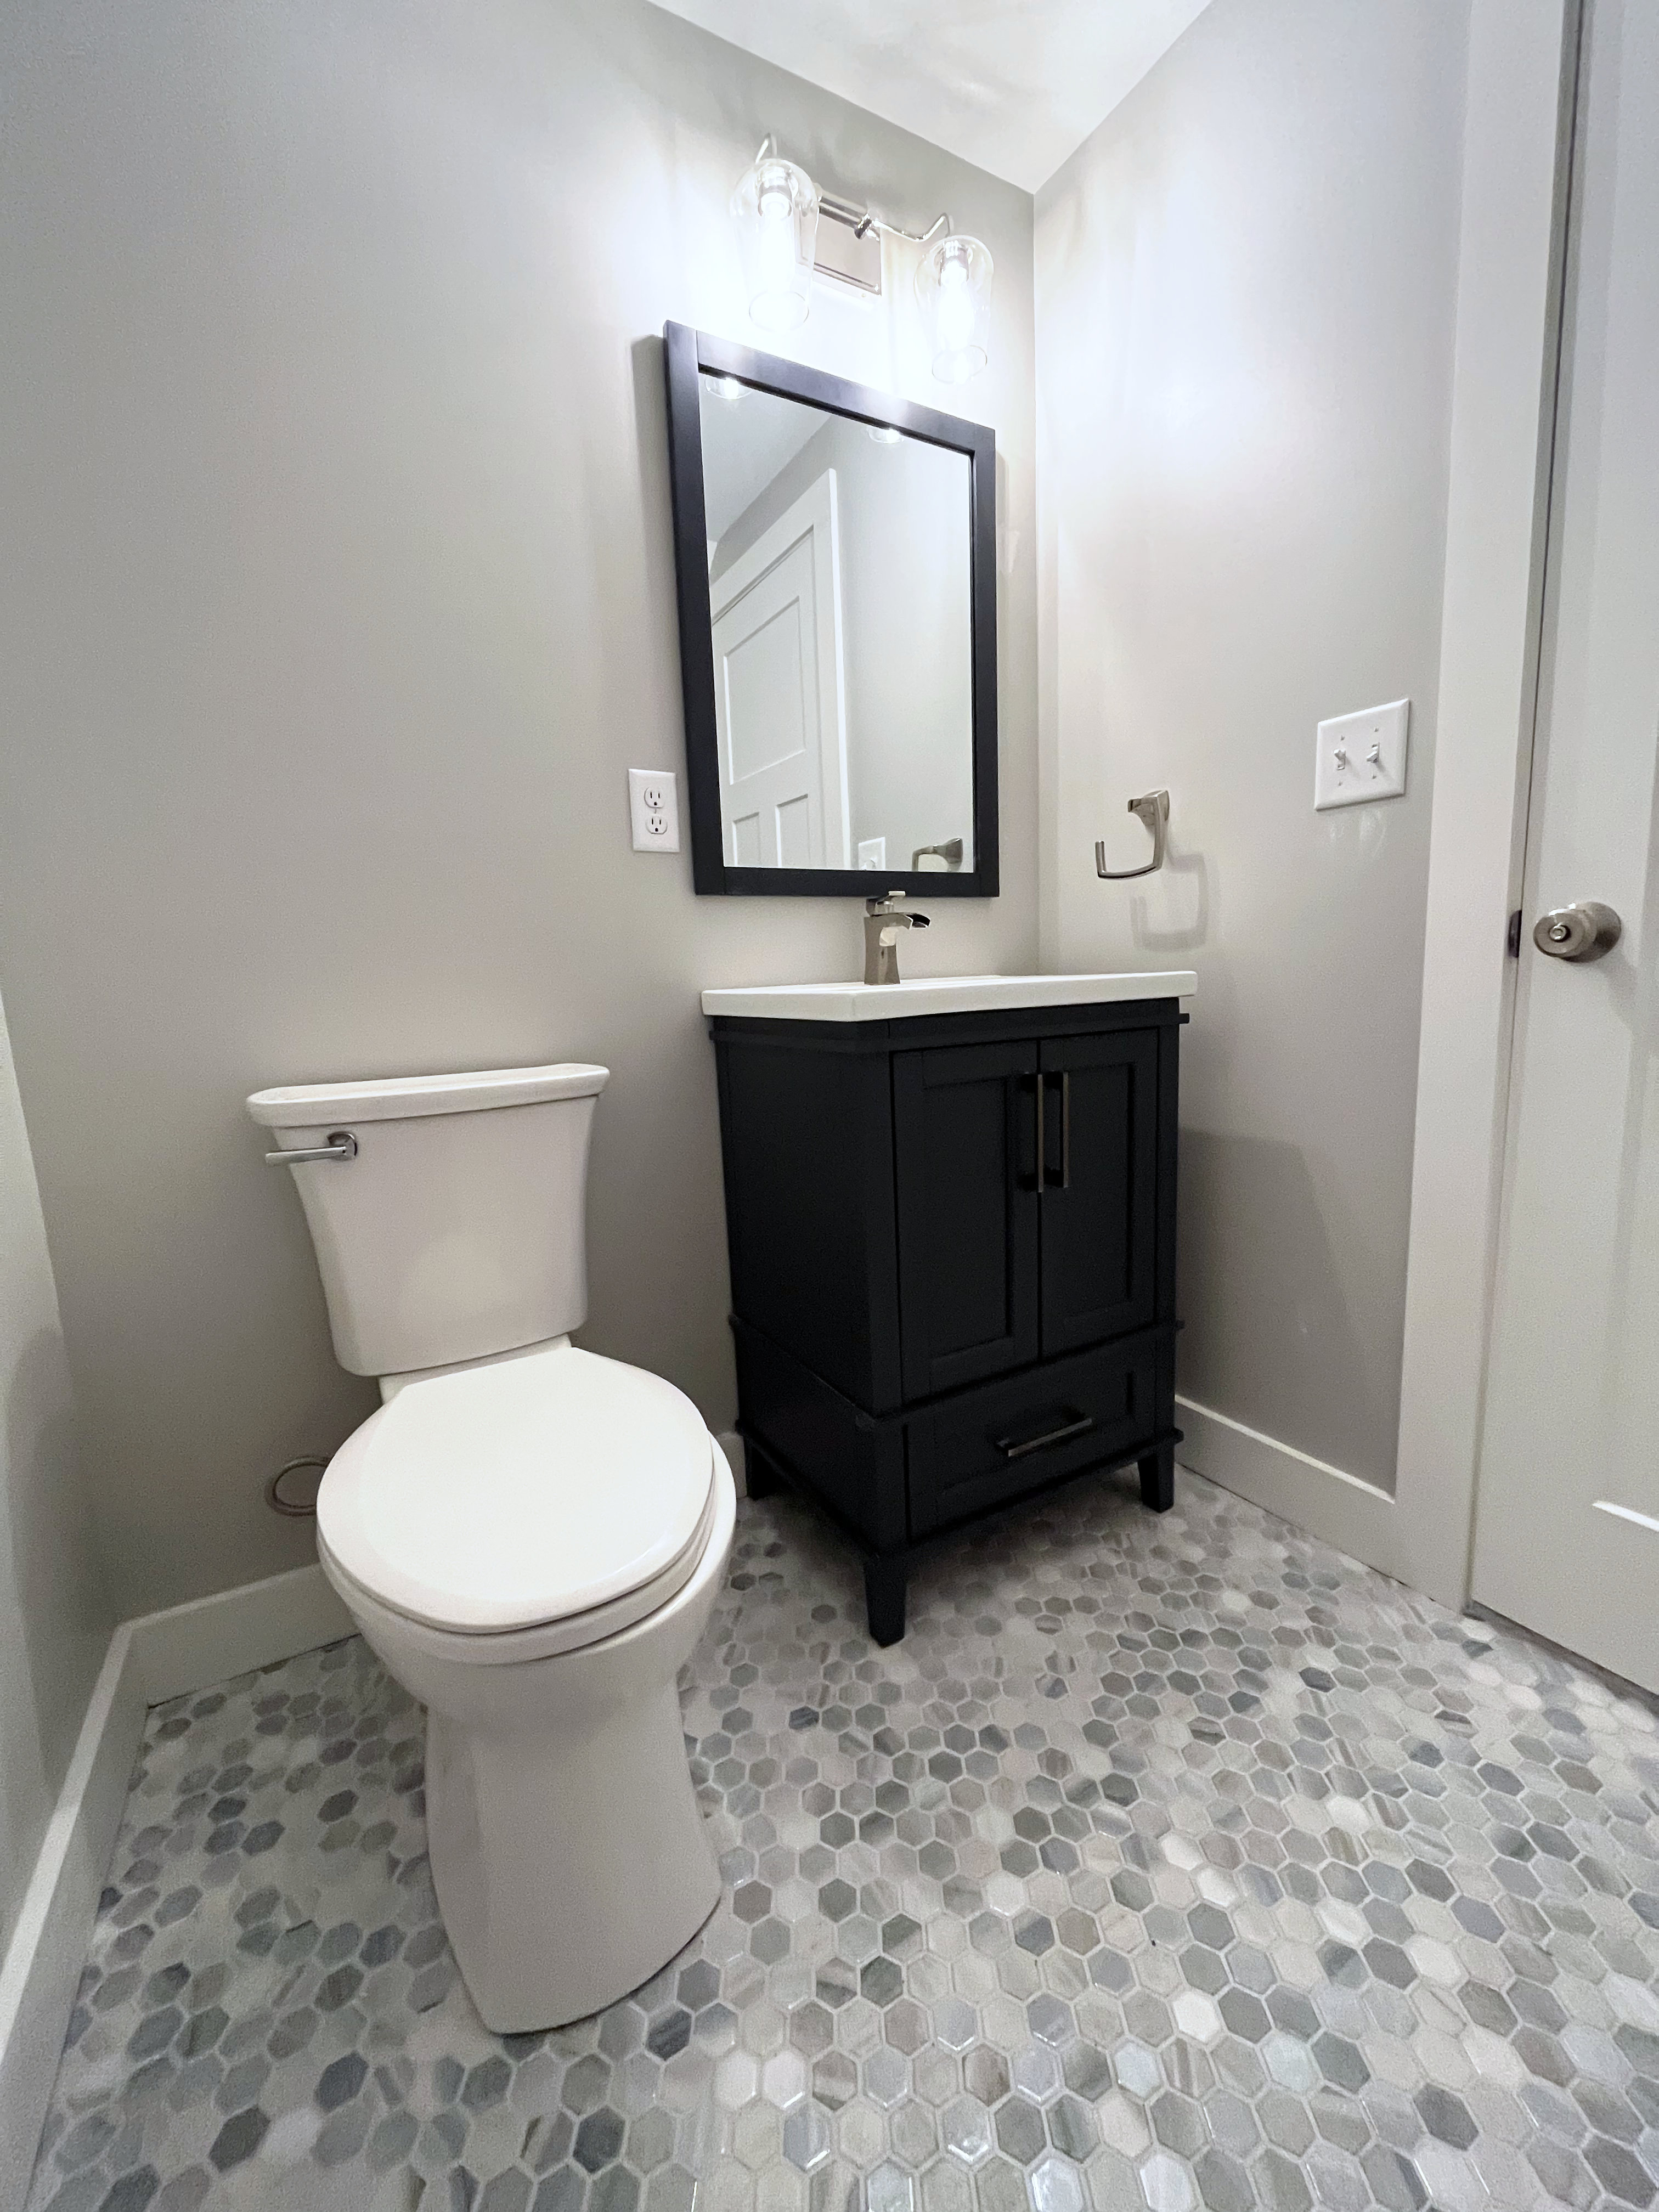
{"left": 709, "top": 996, "right": 1182, "bottom": 1642}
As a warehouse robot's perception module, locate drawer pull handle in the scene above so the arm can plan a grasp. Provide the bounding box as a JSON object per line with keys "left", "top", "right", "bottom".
{"left": 994, "top": 1411, "right": 1096, "bottom": 1461}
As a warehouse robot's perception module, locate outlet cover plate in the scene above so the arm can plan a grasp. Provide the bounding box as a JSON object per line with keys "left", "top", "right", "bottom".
{"left": 1314, "top": 698, "right": 1409, "bottom": 811}
{"left": 629, "top": 768, "right": 681, "bottom": 853}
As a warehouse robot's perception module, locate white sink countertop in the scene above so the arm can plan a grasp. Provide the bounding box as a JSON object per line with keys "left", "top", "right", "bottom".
{"left": 700, "top": 972, "right": 1197, "bottom": 1023}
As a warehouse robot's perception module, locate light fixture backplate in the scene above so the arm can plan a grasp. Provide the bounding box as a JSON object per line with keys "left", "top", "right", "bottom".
{"left": 814, "top": 199, "right": 883, "bottom": 296}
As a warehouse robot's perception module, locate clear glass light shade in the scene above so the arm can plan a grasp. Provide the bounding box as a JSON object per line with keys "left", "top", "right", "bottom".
{"left": 915, "top": 234, "right": 993, "bottom": 383}
{"left": 731, "top": 156, "right": 819, "bottom": 331}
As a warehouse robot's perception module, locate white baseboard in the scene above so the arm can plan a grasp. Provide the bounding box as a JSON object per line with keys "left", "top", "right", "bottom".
{"left": 128, "top": 1561, "right": 353, "bottom": 1706}
{"left": 0, "top": 1561, "right": 355, "bottom": 2209}
{"left": 0, "top": 1626, "right": 144, "bottom": 2212}
{"left": 1177, "top": 1394, "right": 1403, "bottom": 1579}
{"left": 716, "top": 1427, "right": 747, "bottom": 1498}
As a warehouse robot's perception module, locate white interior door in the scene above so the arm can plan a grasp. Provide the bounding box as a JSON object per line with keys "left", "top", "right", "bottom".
{"left": 711, "top": 472, "right": 849, "bottom": 870}
{"left": 1473, "top": 0, "right": 1659, "bottom": 1694}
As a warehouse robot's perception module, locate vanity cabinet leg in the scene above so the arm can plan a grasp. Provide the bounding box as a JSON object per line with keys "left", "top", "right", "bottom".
{"left": 863, "top": 1555, "right": 907, "bottom": 1646}
{"left": 1138, "top": 1443, "right": 1175, "bottom": 1514}
{"left": 742, "top": 1443, "right": 781, "bottom": 1501}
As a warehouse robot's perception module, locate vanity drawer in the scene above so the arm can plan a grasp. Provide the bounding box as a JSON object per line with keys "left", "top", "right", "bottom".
{"left": 907, "top": 1329, "right": 1161, "bottom": 1537}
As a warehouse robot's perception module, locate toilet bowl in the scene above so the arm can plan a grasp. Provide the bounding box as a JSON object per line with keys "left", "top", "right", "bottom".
{"left": 247, "top": 1063, "right": 734, "bottom": 2032}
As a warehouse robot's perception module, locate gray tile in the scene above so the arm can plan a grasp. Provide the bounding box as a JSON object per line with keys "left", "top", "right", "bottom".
{"left": 22, "top": 1468, "right": 1659, "bottom": 2212}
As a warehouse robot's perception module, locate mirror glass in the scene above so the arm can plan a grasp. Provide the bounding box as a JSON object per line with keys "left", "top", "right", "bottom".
{"left": 697, "top": 371, "right": 974, "bottom": 876}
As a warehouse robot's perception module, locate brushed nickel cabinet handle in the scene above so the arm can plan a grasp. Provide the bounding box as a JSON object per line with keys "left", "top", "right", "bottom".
{"left": 1037, "top": 1069, "right": 1071, "bottom": 1191}
{"left": 994, "top": 1411, "right": 1096, "bottom": 1460}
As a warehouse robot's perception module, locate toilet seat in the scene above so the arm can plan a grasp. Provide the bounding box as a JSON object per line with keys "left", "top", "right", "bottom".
{"left": 317, "top": 1343, "right": 716, "bottom": 1647}
{"left": 317, "top": 1479, "right": 720, "bottom": 1667}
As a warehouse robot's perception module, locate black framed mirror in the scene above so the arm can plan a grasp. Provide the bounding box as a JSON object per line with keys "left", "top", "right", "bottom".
{"left": 663, "top": 322, "right": 998, "bottom": 898}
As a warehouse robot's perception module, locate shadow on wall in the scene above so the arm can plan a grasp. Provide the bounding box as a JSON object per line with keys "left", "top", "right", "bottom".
{"left": 1, "top": 1327, "right": 107, "bottom": 1923}
{"left": 1128, "top": 832, "right": 1210, "bottom": 955}
{"left": 1176, "top": 1125, "right": 1396, "bottom": 1491}
{"left": 631, "top": 337, "right": 678, "bottom": 668}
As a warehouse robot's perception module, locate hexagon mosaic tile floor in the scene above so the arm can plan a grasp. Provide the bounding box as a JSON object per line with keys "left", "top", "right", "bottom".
{"left": 25, "top": 1464, "right": 1659, "bottom": 2212}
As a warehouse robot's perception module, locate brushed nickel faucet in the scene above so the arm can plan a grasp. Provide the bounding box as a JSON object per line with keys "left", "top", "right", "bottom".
{"left": 864, "top": 891, "right": 930, "bottom": 985}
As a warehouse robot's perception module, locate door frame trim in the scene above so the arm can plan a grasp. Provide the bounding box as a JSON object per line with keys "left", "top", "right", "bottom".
{"left": 1390, "top": 0, "right": 1584, "bottom": 1608}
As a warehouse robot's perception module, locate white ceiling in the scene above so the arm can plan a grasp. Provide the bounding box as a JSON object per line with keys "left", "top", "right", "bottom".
{"left": 648, "top": 0, "right": 1212, "bottom": 194}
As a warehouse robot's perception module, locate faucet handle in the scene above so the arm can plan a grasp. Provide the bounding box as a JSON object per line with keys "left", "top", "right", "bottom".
{"left": 865, "top": 889, "right": 929, "bottom": 927}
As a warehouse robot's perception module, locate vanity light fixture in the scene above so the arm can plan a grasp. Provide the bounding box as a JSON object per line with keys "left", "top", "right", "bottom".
{"left": 732, "top": 137, "right": 990, "bottom": 382}
{"left": 916, "top": 233, "right": 995, "bottom": 386}
{"left": 730, "top": 143, "right": 818, "bottom": 330}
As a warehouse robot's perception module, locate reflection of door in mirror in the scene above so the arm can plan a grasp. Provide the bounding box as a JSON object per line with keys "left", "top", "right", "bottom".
{"left": 710, "top": 473, "right": 850, "bottom": 868}
{"left": 695, "top": 357, "right": 979, "bottom": 882}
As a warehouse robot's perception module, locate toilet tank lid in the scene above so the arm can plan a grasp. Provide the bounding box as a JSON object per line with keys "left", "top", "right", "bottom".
{"left": 246, "top": 1062, "right": 610, "bottom": 1127}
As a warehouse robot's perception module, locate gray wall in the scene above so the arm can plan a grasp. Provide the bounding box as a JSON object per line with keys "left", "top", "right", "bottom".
{"left": 0, "top": 989, "right": 110, "bottom": 1957}
{"left": 1036, "top": 0, "right": 1469, "bottom": 1488}
{"left": 713, "top": 414, "right": 975, "bottom": 871}
{"left": 0, "top": 0, "right": 1037, "bottom": 1616}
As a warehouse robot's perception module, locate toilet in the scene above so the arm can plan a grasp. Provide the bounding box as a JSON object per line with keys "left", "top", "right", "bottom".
{"left": 245, "top": 1062, "right": 735, "bottom": 2034}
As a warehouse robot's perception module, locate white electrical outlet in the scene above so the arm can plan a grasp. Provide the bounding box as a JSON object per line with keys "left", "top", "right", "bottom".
{"left": 1314, "top": 698, "right": 1409, "bottom": 810}
{"left": 628, "top": 768, "right": 681, "bottom": 853}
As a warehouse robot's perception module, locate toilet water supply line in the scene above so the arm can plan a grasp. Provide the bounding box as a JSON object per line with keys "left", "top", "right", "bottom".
{"left": 267, "top": 1457, "right": 327, "bottom": 1517}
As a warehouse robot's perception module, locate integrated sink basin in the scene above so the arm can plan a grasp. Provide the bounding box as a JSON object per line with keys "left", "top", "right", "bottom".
{"left": 699, "top": 972, "right": 1197, "bottom": 1023}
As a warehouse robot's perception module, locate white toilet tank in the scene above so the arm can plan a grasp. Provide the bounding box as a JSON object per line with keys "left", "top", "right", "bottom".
{"left": 247, "top": 1063, "right": 610, "bottom": 1379}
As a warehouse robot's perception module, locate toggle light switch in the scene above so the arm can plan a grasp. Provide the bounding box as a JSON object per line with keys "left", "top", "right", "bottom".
{"left": 1314, "top": 699, "right": 1409, "bottom": 811}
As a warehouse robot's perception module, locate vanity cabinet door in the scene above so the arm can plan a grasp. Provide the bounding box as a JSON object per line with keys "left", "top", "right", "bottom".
{"left": 1037, "top": 1030, "right": 1158, "bottom": 1356}
{"left": 893, "top": 1043, "right": 1040, "bottom": 1400}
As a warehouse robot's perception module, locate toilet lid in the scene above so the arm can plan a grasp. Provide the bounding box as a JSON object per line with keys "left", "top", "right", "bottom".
{"left": 317, "top": 1345, "right": 716, "bottom": 1634}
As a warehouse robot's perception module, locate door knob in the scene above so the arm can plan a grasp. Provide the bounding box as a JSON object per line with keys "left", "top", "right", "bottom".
{"left": 1532, "top": 902, "right": 1622, "bottom": 962}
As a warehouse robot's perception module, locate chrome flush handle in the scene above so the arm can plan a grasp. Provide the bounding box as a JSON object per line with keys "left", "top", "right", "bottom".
{"left": 265, "top": 1130, "right": 359, "bottom": 1165}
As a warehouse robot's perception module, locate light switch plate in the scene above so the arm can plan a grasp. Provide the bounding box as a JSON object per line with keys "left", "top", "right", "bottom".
{"left": 1314, "top": 698, "right": 1410, "bottom": 810}
{"left": 628, "top": 768, "right": 680, "bottom": 853}
{"left": 857, "top": 837, "right": 887, "bottom": 871}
